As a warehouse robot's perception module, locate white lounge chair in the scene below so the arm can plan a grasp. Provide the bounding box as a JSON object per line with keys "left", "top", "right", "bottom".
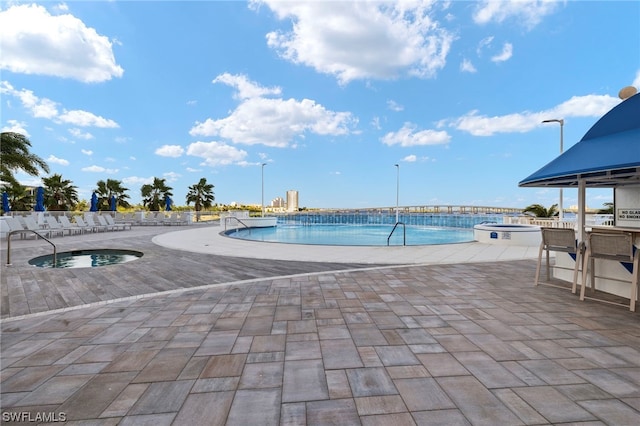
{"left": 58, "top": 215, "right": 85, "bottom": 235}
{"left": 73, "top": 216, "right": 95, "bottom": 233}
{"left": 3, "top": 217, "right": 34, "bottom": 239}
{"left": 24, "top": 216, "right": 59, "bottom": 238}
{"left": 45, "top": 216, "right": 71, "bottom": 237}
{"left": 82, "top": 214, "right": 108, "bottom": 232}
{"left": 105, "top": 214, "right": 131, "bottom": 230}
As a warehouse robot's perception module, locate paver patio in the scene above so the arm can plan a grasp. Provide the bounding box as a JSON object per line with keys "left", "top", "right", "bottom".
{"left": 1, "top": 225, "right": 639, "bottom": 425}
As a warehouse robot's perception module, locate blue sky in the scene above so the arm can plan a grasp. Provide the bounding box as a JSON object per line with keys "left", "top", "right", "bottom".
{"left": 1, "top": 1, "right": 639, "bottom": 210}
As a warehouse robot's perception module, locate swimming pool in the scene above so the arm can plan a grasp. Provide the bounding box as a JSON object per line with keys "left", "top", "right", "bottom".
{"left": 226, "top": 224, "right": 474, "bottom": 246}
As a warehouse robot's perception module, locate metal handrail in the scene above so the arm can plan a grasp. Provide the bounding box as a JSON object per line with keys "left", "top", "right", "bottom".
{"left": 224, "top": 216, "right": 251, "bottom": 234}
{"left": 6, "top": 230, "right": 57, "bottom": 267}
{"left": 387, "top": 222, "right": 406, "bottom": 246}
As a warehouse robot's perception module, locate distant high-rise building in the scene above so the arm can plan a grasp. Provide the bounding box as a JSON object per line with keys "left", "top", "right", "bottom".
{"left": 286, "top": 190, "right": 299, "bottom": 212}
{"left": 271, "top": 197, "right": 285, "bottom": 208}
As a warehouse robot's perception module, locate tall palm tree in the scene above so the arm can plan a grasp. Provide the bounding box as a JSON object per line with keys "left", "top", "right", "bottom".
{"left": 1, "top": 181, "right": 33, "bottom": 212}
{"left": 95, "top": 179, "right": 131, "bottom": 210}
{"left": 1, "top": 132, "right": 49, "bottom": 186}
{"left": 141, "top": 177, "right": 173, "bottom": 211}
{"left": 42, "top": 174, "right": 78, "bottom": 211}
{"left": 523, "top": 203, "right": 558, "bottom": 218}
{"left": 186, "top": 177, "right": 215, "bottom": 221}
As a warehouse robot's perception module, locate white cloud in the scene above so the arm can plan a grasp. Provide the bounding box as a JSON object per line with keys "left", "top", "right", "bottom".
{"left": 155, "top": 145, "right": 185, "bottom": 158}
{"left": 81, "top": 149, "right": 93, "bottom": 156}
{"left": 190, "top": 95, "right": 356, "bottom": 147}
{"left": 46, "top": 155, "right": 69, "bottom": 166}
{"left": 69, "top": 128, "right": 94, "bottom": 140}
{"left": 381, "top": 122, "right": 450, "bottom": 147}
{"left": 81, "top": 165, "right": 119, "bottom": 174}
{"left": 163, "top": 172, "right": 181, "bottom": 182}
{"left": 58, "top": 110, "right": 119, "bottom": 128}
{"left": 460, "top": 58, "right": 477, "bottom": 73}
{"left": 491, "top": 43, "right": 513, "bottom": 63}
{"left": 0, "top": 4, "right": 123, "bottom": 82}
{"left": 123, "top": 176, "right": 154, "bottom": 186}
{"left": 403, "top": 155, "right": 417, "bottom": 162}
{"left": 1, "top": 119, "right": 29, "bottom": 136}
{"left": 257, "top": 1, "right": 454, "bottom": 84}
{"left": 213, "top": 73, "right": 282, "bottom": 100}
{"left": 186, "top": 141, "right": 249, "bottom": 166}
{"left": 451, "top": 94, "right": 621, "bottom": 136}
{"left": 473, "top": 0, "right": 560, "bottom": 30}
{"left": 387, "top": 100, "right": 404, "bottom": 112}
{"left": 186, "top": 167, "right": 202, "bottom": 173}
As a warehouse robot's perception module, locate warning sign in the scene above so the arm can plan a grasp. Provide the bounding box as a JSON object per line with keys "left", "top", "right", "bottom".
{"left": 617, "top": 208, "right": 640, "bottom": 221}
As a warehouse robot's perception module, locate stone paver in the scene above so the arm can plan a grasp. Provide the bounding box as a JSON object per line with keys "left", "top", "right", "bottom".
{"left": 1, "top": 225, "right": 640, "bottom": 424}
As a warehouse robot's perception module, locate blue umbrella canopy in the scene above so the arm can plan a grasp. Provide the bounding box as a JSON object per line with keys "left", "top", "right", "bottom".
{"left": 110, "top": 195, "right": 117, "bottom": 211}
{"left": 165, "top": 195, "right": 173, "bottom": 211}
{"left": 90, "top": 192, "right": 98, "bottom": 212}
{"left": 520, "top": 92, "right": 640, "bottom": 188}
{"left": 34, "top": 186, "right": 45, "bottom": 212}
{"left": 2, "top": 192, "right": 10, "bottom": 213}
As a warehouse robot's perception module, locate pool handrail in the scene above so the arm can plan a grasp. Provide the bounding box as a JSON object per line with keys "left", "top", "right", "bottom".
{"left": 224, "top": 216, "right": 252, "bottom": 234}
{"left": 387, "top": 222, "right": 406, "bottom": 246}
{"left": 6, "top": 229, "right": 57, "bottom": 267}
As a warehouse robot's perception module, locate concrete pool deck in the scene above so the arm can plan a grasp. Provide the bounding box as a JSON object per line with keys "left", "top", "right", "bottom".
{"left": 1, "top": 224, "right": 640, "bottom": 425}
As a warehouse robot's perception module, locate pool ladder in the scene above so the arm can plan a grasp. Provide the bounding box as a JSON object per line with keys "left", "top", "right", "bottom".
{"left": 224, "top": 216, "right": 252, "bottom": 234}
{"left": 387, "top": 222, "right": 406, "bottom": 246}
{"left": 6, "top": 230, "right": 57, "bottom": 267}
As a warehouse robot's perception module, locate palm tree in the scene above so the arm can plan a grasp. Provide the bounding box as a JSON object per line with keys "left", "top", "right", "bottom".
{"left": 1, "top": 132, "right": 49, "bottom": 186}
{"left": 95, "top": 179, "right": 131, "bottom": 210}
{"left": 186, "top": 178, "right": 215, "bottom": 221}
{"left": 523, "top": 203, "right": 558, "bottom": 218}
{"left": 1, "top": 181, "right": 34, "bottom": 211}
{"left": 598, "top": 202, "right": 614, "bottom": 214}
{"left": 42, "top": 174, "right": 78, "bottom": 211}
{"left": 141, "top": 177, "right": 173, "bottom": 211}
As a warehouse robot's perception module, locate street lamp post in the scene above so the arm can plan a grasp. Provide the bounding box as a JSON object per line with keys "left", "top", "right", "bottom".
{"left": 542, "top": 119, "right": 564, "bottom": 220}
{"left": 394, "top": 164, "right": 400, "bottom": 223}
{"left": 261, "top": 163, "right": 267, "bottom": 217}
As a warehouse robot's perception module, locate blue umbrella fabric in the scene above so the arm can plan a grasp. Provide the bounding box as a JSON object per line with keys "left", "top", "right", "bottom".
{"left": 90, "top": 192, "right": 98, "bottom": 212}
{"left": 35, "top": 187, "right": 45, "bottom": 212}
{"left": 164, "top": 196, "right": 173, "bottom": 211}
{"left": 110, "top": 195, "right": 117, "bottom": 211}
{"left": 2, "top": 192, "right": 10, "bottom": 213}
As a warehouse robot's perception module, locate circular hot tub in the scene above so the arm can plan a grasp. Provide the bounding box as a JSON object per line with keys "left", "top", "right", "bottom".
{"left": 29, "top": 249, "right": 143, "bottom": 269}
{"left": 473, "top": 224, "right": 541, "bottom": 246}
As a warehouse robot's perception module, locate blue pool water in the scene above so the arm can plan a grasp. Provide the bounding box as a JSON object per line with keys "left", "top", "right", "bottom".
{"left": 29, "top": 249, "right": 143, "bottom": 268}
{"left": 226, "top": 224, "right": 474, "bottom": 246}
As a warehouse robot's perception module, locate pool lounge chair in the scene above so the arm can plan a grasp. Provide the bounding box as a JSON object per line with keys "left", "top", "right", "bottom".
{"left": 45, "top": 216, "right": 72, "bottom": 237}
{"left": 24, "top": 216, "right": 60, "bottom": 238}
{"left": 105, "top": 214, "right": 131, "bottom": 230}
{"left": 3, "top": 217, "right": 35, "bottom": 239}
{"left": 73, "top": 216, "right": 95, "bottom": 234}
{"left": 58, "top": 215, "right": 85, "bottom": 235}
{"left": 81, "top": 215, "right": 108, "bottom": 232}
{"left": 96, "top": 214, "right": 122, "bottom": 231}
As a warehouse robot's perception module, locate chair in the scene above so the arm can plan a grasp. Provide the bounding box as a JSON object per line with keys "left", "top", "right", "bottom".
{"left": 580, "top": 232, "right": 639, "bottom": 312}
{"left": 23, "top": 216, "right": 58, "bottom": 238}
{"left": 534, "top": 228, "right": 582, "bottom": 293}
{"left": 82, "top": 214, "right": 108, "bottom": 232}
{"left": 3, "top": 217, "right": 33, "bottom": 239}
{"left": 73, "top": 216, "right": 95, "bottom": 234}
{"left": 45, "top": 216, "right": 70, "bottom": 237}
{"left": 58, "top": 215, "right": 85, "bottom": 235}
{"left": 105, "top": 214, "right": 131, "bottom": 230}
{"left": 96, "top": 214, "right": 121, "bottom": 231}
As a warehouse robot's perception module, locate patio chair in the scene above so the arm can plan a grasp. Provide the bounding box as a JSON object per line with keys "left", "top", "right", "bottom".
{"left": 24, "top": 216, "right": 59, "bottom": 238}
{"left": 58, "top": 215, "right": 85, "bottom": 235}
{"left": 96, "top": 214, "right": 123, "bottom": 231}
{"left": 105, "top": 214, "right": 131, "bottom": 230}
{"left": 580, "top": 232, "right": 639, "bottom": 312}
{"left": 45, "top": 216, "right": 72, "bottom": 237}
{"left": 82, "top": 214, "right": 108, "bottom": 232}
{"left": 3, "top": 216, "right": 34, "bottom": 239}
{"left": 73, "top": 216, "right": 95, "bottom": 234}
{"left": 534, "top": 227, "right": 582, "bottom": 293}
